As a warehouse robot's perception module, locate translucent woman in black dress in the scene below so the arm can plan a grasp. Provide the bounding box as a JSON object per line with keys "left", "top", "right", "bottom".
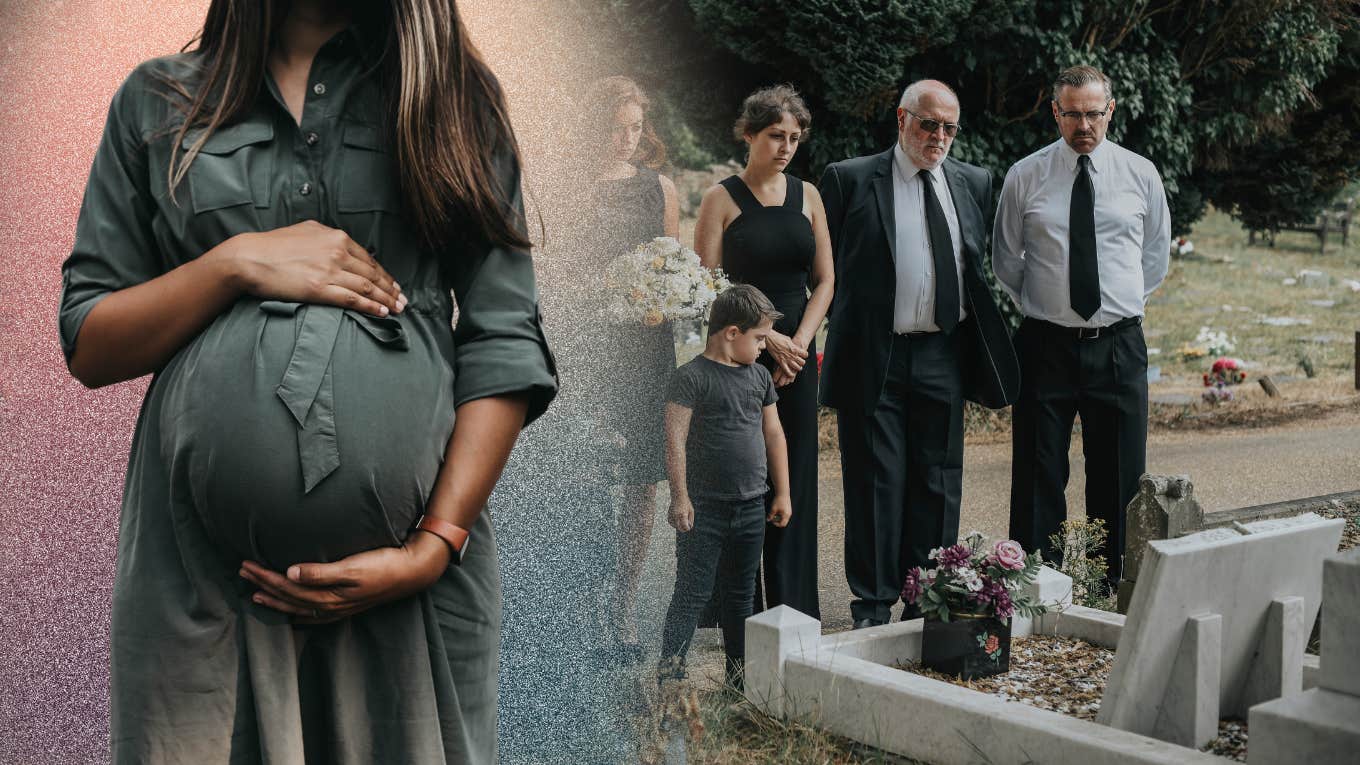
{"left": 693, "top": 85, "right": 833, "bottom": 620}
{"left": 581, "top": 77, "right": 681, "bottom": 656}
{"left": 493, "top": 76, "right": 678, "bottom": 761}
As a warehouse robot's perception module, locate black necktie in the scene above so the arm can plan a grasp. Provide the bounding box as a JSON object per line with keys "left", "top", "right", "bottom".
{"left": 1069, "top": 154, "right": 1100, "bottom": 320}
{"left": 920, "top": 169, "right": 959, "bottom": 333}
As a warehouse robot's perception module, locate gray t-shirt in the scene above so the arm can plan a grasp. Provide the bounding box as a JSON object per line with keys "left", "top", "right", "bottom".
{"left": 666, "top": 354, "right": 778, "bottom": 501}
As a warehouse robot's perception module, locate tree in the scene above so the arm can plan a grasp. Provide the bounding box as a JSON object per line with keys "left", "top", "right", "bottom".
{"left": 685, "top": 0, "right": 1358, "bottom": 235}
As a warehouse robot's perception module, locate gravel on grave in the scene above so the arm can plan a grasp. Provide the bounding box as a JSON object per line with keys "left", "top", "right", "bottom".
{"left": 896, "top": 634, "right": 1248, "bottom": 761}
{"left": 1318, "top": 501, "right": 1360, "bottom": 551}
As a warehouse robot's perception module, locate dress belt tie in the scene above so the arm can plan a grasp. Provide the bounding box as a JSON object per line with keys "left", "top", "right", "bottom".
{"left": 260, "top": 300, "right": 410, "bottom": 493}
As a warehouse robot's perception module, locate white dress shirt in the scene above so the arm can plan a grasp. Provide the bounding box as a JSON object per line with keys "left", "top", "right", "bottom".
{"left": 892, "top": 144, "right": 966, "bottom": 333}
{"left": 992, "top": 138, "right": 1171, "bottom": 328}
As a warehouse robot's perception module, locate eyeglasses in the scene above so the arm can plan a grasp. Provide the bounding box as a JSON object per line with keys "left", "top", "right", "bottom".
{"left": 1056, "top": 104, "right": 1111, "bottom": 123}
{"left": 903, "top": 108, "right": 960, "bottom": 137}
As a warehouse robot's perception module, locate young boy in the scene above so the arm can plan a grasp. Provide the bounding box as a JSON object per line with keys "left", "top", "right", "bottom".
{"left": 658, "top": 284, "right": 792, "bottom": 690}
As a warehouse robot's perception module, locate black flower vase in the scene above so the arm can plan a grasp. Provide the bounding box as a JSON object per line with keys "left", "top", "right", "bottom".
{"left": 920, "top": 613, "right": 1011, "bottom": 680}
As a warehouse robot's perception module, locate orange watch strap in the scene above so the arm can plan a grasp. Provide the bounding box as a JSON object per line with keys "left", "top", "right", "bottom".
{"left": 415, "top": 515, "right": 469, "bottom": 555}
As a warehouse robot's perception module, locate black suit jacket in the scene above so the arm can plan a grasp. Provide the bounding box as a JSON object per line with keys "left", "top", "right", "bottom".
{"left": 818, "top": 148, "right": 1020, "bottom": 414}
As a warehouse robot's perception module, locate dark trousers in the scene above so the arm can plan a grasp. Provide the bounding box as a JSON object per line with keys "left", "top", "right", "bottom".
{"left": 755, "top": 333, "right": 821, "bottom": 620}
{"left": 659, "top": 496, "right": 765, "bottom": 686}
{"left": 1008, "top": 318, "right": 1148, "bottom": 582}
{"left": 839, "top": 331, "right": 964, "bottom": 624}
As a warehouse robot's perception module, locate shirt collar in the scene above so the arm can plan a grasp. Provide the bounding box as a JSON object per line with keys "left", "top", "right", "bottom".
{"left": 1058, "top": 137, "right": 1112, "bottom": 173}
{"left": 893, "top": 142, "right": 947, "bottom": 185}
{"left": 323, "top": 12, "right": 388, "bottom": 68}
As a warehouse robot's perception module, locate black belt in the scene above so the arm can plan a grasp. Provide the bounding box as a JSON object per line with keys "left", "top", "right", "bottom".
{"left": 1030, "top": 316, "right": 1141, "bottom": 340}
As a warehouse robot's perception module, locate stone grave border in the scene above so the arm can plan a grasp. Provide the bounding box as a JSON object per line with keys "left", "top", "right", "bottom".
{"left": 746, "top": 570, "right": 1226, "bottom": 765}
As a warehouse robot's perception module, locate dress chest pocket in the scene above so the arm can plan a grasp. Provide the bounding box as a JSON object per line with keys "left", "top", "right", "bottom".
{"left": 182, "top": 121, "right": 274, "bottom": 213}
{"left": 338, "top": 123, "right": 401, "bottom": 214}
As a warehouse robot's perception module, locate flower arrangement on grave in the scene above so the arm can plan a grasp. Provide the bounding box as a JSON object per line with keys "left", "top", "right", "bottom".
{"left": 1174, "top": 237, "right": 1195, "bottom": 256}
{"left": 1200, "top": 357, "right": 1247, "bottom": 405}
{"left": 902, "top": 532, "right": 1048, "bottom": 679}
{"left": 603, "top": 237, "right": 732, "bottom": 327}
{"left": 902, "top": 533, "right": 1047, "bottom": 623}
{"left": 1202, "top": 357, "right": 1247, "bottom": 387}
{"left": 1180, "top": 326, "right": 1236, "bottom": 361}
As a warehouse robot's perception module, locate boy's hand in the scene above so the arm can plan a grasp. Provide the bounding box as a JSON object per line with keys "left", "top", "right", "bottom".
{"left": 768, "top": 494, "right": 792, "bottom": 528}
{"left": 668, "top": 496, "right": 695, "bottom": 532}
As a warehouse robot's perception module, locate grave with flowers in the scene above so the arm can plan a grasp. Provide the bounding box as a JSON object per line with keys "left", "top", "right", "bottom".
{"left": 743, "top": 514, "right": 1350, "bottom": 764}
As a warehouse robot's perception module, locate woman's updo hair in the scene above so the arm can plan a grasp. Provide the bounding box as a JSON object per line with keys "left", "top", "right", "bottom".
{"left": 581, "top": 75, "right": 667, "bottom": 169}
{"left": 733, "top": 84, "right": 811, "bottom": 141}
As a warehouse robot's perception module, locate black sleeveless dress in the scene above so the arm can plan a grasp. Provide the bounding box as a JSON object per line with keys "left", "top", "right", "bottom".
{"left": 719, "top": 173, "right": 821, "bottom": 620}
{"left": 591, "top": 166, "right": 675, "bottom": 484}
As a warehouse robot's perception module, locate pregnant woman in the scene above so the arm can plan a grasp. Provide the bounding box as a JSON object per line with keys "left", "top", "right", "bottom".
{"left": 58, "top": 2, "right": 555, "bottom": 762}
{"left": 693, "top": 85, "right": 833, "bottom": 622}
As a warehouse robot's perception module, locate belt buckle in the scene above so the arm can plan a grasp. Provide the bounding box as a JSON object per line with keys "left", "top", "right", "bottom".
{"left": 1077, "top": 325, "right": 1101, "bottom": 340}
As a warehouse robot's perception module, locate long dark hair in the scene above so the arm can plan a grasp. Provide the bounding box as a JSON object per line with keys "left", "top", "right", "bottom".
{"left": 161, "top": 0, "right": 530, "bottom": 250}
{"left": 581, "top": 76, "right": 667, "bottom": 170}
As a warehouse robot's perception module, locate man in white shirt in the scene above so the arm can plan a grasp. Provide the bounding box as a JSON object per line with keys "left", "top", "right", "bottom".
{"left": 992, "top": 65, "right": 1171, "bottom": 588}
{"left": 821, "top": 81, "right": 1018, "bottom": 627}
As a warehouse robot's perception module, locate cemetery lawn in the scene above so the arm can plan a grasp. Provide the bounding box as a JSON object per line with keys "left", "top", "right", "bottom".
{"left": 1146, "top": 207, "right": 1360, "bottom": 383}
{"left": 684, "top": 688, "right": 924, "bottom": 765}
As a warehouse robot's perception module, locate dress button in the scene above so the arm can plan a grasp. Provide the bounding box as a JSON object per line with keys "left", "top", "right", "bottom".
{"left": 305, "top": 132, "right": 320, "bottom": 146}
{"left": 313, "top": 82, "right": 326, "bottom": 96}
{"left": 299, "top": 182, "right": 312, "bottom": 196}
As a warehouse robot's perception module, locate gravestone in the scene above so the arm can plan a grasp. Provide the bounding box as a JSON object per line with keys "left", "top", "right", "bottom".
{"left": 1298, "top": 269, "right": 1331, "bottom": 288}
{"left": 1097, "top": 514, "right": 1343, "bottom": 747}
{"left": 1119, "top": 475, "right": 1202, "bottom": 612}
{"left": 1248, "top": 547, "right": 1360, "bottom": 763}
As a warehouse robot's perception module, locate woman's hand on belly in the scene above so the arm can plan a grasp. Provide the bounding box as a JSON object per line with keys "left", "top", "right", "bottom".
{"left": 230, "top": 220, "right": 407, "bottom": 318}
{"left": 239, "top": 531, "right": 450, "bottom": 623}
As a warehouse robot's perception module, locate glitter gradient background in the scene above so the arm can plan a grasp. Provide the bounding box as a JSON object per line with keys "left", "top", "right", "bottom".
{"left": 0, "top": 2, "right": 619, "bottom": 761}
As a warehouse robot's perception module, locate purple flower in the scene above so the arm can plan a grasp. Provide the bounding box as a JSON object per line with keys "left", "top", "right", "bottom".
{"left": 935, "top": 544, "right": 972, "bottom": 570}
{"left": 901, "top": 567, "right": 923, "bottom": 604}
{"left": 993, "top": 589, "right": 1014, "bottom": 620}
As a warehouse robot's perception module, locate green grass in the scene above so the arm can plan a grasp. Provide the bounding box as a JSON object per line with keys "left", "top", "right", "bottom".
{"left": 1147, "top": 208, "right": 1360, "bottom": 383}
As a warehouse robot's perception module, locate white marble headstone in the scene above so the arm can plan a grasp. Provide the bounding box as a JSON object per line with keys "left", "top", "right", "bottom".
{"left": 1098, "top": 513, "right": 1343, "bottom": 744}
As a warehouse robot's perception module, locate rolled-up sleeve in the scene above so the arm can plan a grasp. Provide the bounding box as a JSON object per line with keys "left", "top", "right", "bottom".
{"left": 59, "top": 68, "right": 162, "bottom": 366}
{"left": 445, "top": 149, "right": 558, "bottom": 426}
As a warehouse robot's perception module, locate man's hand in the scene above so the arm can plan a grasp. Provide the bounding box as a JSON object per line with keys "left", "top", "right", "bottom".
{"left": 668, "top": 496, "right": 695, "bottom": 532}
{"left": 768, "top": 493, "right": 792, "bottom": 528}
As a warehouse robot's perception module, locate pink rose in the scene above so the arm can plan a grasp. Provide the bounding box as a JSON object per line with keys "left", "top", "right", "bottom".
{"left": 985, "top": 635, "right": 999, "bottom": 654}
{"left": 994, "top": 540, "right": 1026, "bottom": 571}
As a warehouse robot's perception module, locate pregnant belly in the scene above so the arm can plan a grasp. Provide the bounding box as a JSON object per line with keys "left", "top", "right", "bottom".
{"left": 156, "top": 298, "right": 456, "bottom": 570}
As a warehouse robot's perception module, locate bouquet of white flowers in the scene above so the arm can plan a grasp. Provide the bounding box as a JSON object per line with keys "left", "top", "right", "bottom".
{"left": 603, "top": 236, "right": 732, "bottom": 326}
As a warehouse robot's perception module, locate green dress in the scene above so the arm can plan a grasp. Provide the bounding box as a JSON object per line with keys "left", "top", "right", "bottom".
{"left": 58, "top": 26, "right": 555, "bottom": 765}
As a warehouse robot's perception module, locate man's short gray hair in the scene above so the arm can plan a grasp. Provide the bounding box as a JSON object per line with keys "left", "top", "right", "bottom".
{"left": 1052, "top": 65, "right": 1112, "bottom": 103}
{"left": 898, "top": 80, "right": 959, "bottom": 111}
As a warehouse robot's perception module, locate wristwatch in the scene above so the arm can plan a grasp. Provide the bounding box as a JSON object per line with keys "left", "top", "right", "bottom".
{"left": 414, "top": 515, "right": 470, "bottom": 566}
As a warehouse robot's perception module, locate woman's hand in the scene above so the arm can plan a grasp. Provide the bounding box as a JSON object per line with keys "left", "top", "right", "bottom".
{"left": 239, "top": 531, "right": 451, "bottom": 624}
{"left": 228, "top": 220, "right": 406, "bottom": 317}
{"left": 765, "top": 330, "right": 807, "bottom": 380}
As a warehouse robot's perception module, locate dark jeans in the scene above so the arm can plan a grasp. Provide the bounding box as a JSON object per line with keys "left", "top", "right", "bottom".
{"left": 839, "top": 330, "right": 965, "bottom": 624}
{"left": 659, "top": 495, "right": 766, "bottom": 687}
{"left": 1009, "top": 318, "right": 1148, "bottom": 582}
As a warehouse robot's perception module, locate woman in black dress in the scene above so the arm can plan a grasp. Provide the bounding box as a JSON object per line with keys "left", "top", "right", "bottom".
{"left": 693, "top": 85, "right": 833, "bottom": 621}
